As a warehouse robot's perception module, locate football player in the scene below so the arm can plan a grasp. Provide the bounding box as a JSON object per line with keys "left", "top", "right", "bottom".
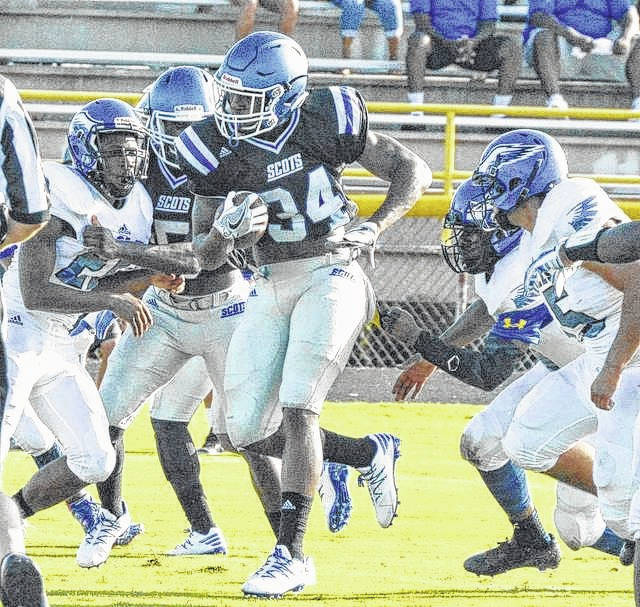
{"left": 176, "top": 31, "right": 432, "bottom": 597}
{"left": 0, "top": 74, "right": 50, "bottom": 607}
{"left": 474, "top": 129, "right": 640, "bottom": 598}
{"left": 82, "top": 67, "right": 353, "bottom": 569}
{"left": 4, "top": 99, "right": 165, "bottom": 569}
{"left": 384, "top": 178, "right": 628, "bottom": 575}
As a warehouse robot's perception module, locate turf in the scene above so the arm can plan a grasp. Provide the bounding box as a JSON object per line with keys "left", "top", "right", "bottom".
{"left": 3, "top": 401, "right": 632, "bottom": 607}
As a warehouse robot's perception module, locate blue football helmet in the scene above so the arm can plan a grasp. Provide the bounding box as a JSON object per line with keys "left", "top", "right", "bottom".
{"left": 441, "top": 178, "right": 522, "bottom": 274}
{"left": 213, "top": 31, "right": 309, "bottom": 141}
{"left": 471, "top": 129, "right": 568, "bottom": 229}
{"left": 137, "top": 66, "right": 215, "bottom": 169}
{"left": 67, "top": 98, "right": 148, "bottom": 202}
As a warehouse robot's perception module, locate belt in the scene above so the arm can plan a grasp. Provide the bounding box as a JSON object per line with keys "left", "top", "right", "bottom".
{"left": 154, "top": 286, "right": 234, "bottom": 311}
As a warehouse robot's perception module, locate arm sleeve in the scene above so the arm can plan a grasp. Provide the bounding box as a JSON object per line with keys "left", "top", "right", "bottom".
{"left": 0, "top": 79, "right": 50, "bottom": 223}
{"left": 413, "top": 332, "right": 527, "bottom": 391}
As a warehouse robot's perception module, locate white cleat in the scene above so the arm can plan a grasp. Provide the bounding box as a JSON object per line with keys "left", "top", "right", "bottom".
{"left": 166, "top": 527, "right": 227, "bottom": 556}
{"left": 242, "top": 545, "right": 316, "bottom": 598}
{"left": 76, "top": 502, "right": 131, "bottom": 568}
{"left": 318, "top": 462, "right": 352, "bottom": 533}
{"left": 357, "top": 433, "right": 401, "bottom": 528}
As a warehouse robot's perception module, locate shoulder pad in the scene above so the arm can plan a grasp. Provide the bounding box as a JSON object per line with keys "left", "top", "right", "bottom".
{"left": 44, "top": 161, "right": 98, "bottom": 225}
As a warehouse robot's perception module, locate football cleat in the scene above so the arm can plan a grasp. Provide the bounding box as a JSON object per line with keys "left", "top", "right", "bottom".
{"left": 166, "top": 527, "right": 227, "bottom": 556}
{"left": 318, "top": 462, "right": 352, "bottom": 533}
{"left": 464, "top": 534, "right": 561, "bottom": 576}
{"left": 0, "top": 553, "right": 49, "bottom": 607}
{"left": 357, "top": 433, "right": 401, "bottom": 528}
{"left": 76, "top": 502, "right": 131, "bottom": 568}
{"left": 197, "top": 430, "right": 224, "bottom": 455}
{"left": 620, "top": 539, "right": 635, "bottom": 566}
{"left": 242, "top": 545, "right": 315, "bottom": 598}
{"left": 115, "top": 522, "right": 145, "bottom": 547}
{"left": 68, "top": 494, "right": 101, "bottom": 534}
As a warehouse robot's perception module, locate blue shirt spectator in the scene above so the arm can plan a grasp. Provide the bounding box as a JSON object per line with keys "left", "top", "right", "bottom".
{"left": 524, "top": 0, "right": 632, "bottom": 44}
{"left": 410, "top": 0, "right": 498, "bottom": 40}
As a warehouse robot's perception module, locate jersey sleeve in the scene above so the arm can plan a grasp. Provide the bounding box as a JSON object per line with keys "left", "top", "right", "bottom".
{"left": 306, "top": 87, "right": 368, "bottom": 166}
{"left": 0, "top": 78, "right": 50, "bottom": 224}
{"left": 175, "top": 119, "right": 225, "bottom": 196}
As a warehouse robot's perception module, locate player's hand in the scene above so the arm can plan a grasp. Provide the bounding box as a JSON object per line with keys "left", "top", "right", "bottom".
{"left": 150, "top": 273, "right": 185, "bottom": 292}
{"left": 110, "top": 293, "right": 152, "bottom": 337}
{"left": 568, "top": 31, "right": 594, "bottom": 53}
{"left": 330, "top": 221, "right": 379, "bottom": 267}
{"left": 380, "top": 306, "right": 422, "bottom": 345}
{"left": 521, "top": 247, "right": 564, "bottom": 301}
{"left": 613, "top": 36, "right": 630, "bottom": 56}
{"left": 83, "top": 215, "right": 122, "bottom": 259}
{"left": 212, "top": 191, "right": 269, "bottom": 241}
{"left": 591, "top": 366, "right": 621, "bottom": 410}
{"left": 392, "top": 359, "right": 437, "bottom": 401}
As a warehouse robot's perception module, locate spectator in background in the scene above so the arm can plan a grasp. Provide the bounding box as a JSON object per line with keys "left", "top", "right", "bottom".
{"left": 331, "top": 0, "right": 403, "bottom": 66}
{"left": 524, "top": 0, "right": 640, "bottom": 109}
{"left": 232, "top": 0, "right": 299, "bottom": 40}
{"left": 406, "top": 0, "right": 521, "bottom": 110}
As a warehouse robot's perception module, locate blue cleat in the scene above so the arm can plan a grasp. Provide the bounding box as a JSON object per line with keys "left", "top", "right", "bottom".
{"left": 318, "top": 462, "right": 352, "bottom": 533}
{"left": 0, "top": 553, "right": 49, "bottom": 607}
{"left": 68, "top": 494, "right": 101, "bottom": 534}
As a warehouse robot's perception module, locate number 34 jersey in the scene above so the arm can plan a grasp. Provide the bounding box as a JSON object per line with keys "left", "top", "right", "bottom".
{"left": 176, "top": 86, "right": 367, "bottom": 256}
{"left": 3, "top": 161, "right": 153, "bottom": 332}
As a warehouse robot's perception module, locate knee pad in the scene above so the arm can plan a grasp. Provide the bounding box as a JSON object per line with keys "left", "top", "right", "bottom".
{"left": 502, "top": 425, "right": 558, "bottom": 473}
{"left": 553, "top": 482, "right": 605, "bottom": 549}
{"left": 67, "top": 443, "right": 116, "bottom": 484}
{"left": 459, "top": 410, "right": 509, "bottom": 472}
{"left": 594, "top": 441, "right": 633, "bottom": 539}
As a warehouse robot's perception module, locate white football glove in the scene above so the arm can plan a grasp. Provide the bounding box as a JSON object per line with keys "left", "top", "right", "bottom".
{"left": 522, "top": 246, "right": 566, "bottom": 300}
{"left": 212, "top": 191, "right": 268, "bottom": 241}
{"left": 334, "top": 221, "right": 380, "bottom": 267}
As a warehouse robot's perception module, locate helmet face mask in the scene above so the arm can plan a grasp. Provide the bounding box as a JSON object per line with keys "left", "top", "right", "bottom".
{"left": 213, "top": 31, "right": 309, "bottom": 141}
{"left": 137, "top": 66, "right": 215, "bottom": 169}
{"left": 471, "top": 129, "right": 568, "bottom": 230}
{"left": 441, "top": 178, "right": 522, "bottom": 274}
{"left": 67, "top": 98, "right": 148, "bottom": 204}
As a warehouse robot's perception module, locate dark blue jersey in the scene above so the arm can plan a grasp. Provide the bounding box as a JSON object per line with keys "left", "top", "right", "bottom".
{"left": 176, "top": 86, "right": 367, "bottom": 260}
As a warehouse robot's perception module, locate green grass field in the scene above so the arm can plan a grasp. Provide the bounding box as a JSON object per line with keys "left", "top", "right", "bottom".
{"left": 3, "top": 401, "right": 633, "bottom": 607}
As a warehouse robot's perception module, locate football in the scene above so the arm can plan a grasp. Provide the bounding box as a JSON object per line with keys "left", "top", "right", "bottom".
{"left": 215, "top": 190, "right": 268, "bottom": 249}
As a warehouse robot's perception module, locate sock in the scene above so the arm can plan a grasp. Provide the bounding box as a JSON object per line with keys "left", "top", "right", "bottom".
{"left": 478, "top": 462, "right": 532, "bottom": 522}
{"left": 12, "top": 490, "right": 34, "bottom": 518}
{"left": 407, "top": 91, "right": 424, "bottom": 105}
{"left": 321, "top": 430, "right": 376, "bottom": 468}
{"left": 590, "top": 527, "right": 624, "bottom": 556}
{"left": 152, "top": 418, "right": 214, "bottom": 534}
{"left": 513, "top": 509, "right": 551, "bottom": 547}
{"left": 97, "top": 426, "right": 125, "bottom": 518}
{"left": 32, "top": 441, "right": 63, "bottom": 469}
{"left": 492, "top": 94, "right": 512, "bottom": 106}
{"left": 278, "top": 492, "right": 313, "bottom": 561}
{"left": 66, "top": 489, "right": 90, "bottom": 506}
{"left": 266, "top": 510, "right": 281, "bottom": 537}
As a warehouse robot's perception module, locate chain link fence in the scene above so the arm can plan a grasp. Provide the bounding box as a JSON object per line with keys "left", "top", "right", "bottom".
{"left": 348, "top": 216, "right": 536, "bottom": 371}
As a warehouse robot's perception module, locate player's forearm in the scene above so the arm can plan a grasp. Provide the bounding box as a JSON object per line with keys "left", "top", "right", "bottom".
{"left": 2, "top": 219, "right": 47, "bottom": 251}
{"left": 111, "top": 241, "right": 201, "bottom": 275}
{"left": 603, "top": 281, "right": 640, "bottom": 372}
{"left": 413, "top": 333, "right": 524, "bottom": 391}
{"left": 563, "top": 224, "right": 640, "bottom": 264}
{"left": 439, "top": 298, "right": 494, "bottom": 346}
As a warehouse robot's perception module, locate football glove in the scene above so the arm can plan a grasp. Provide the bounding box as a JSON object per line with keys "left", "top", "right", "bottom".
{"left": 333, "top": 221, "right": 379, "bottom": 267}
{"left": 379, "top": 306, "right": 422, "bottom": 346}
{"left": 212, "top": 191, "right": 268, "bottom": 242}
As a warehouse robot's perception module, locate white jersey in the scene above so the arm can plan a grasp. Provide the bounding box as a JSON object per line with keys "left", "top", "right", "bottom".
{"left": 474, "top": 230, "right": 584, "bottom": 368}
{"left": 3, "top": 161, "right": 153, "bottom": 333}
{"left": 517, "top": 177, "right": 630, "bottom": 359}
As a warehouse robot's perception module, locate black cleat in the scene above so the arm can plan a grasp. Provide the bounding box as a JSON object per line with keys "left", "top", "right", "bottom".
{"left": 620, "top": 539, "right": 635, "bottom": 566}
{"left": 0, "top": 553, "right": 48, "bottom": 607}
{"left": 464, "top": 534, "right": 561, "bottom": 576}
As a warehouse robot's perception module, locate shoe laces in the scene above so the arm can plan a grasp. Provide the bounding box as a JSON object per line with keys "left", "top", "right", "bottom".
{"left": 358, "top": 462, "right": 386, "bottom": 503}
{"left": 87, "top": 513, "right": 121, "bottom": 545}
{"left": 255, "top": 549, "right": 295, "bottom": 579}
